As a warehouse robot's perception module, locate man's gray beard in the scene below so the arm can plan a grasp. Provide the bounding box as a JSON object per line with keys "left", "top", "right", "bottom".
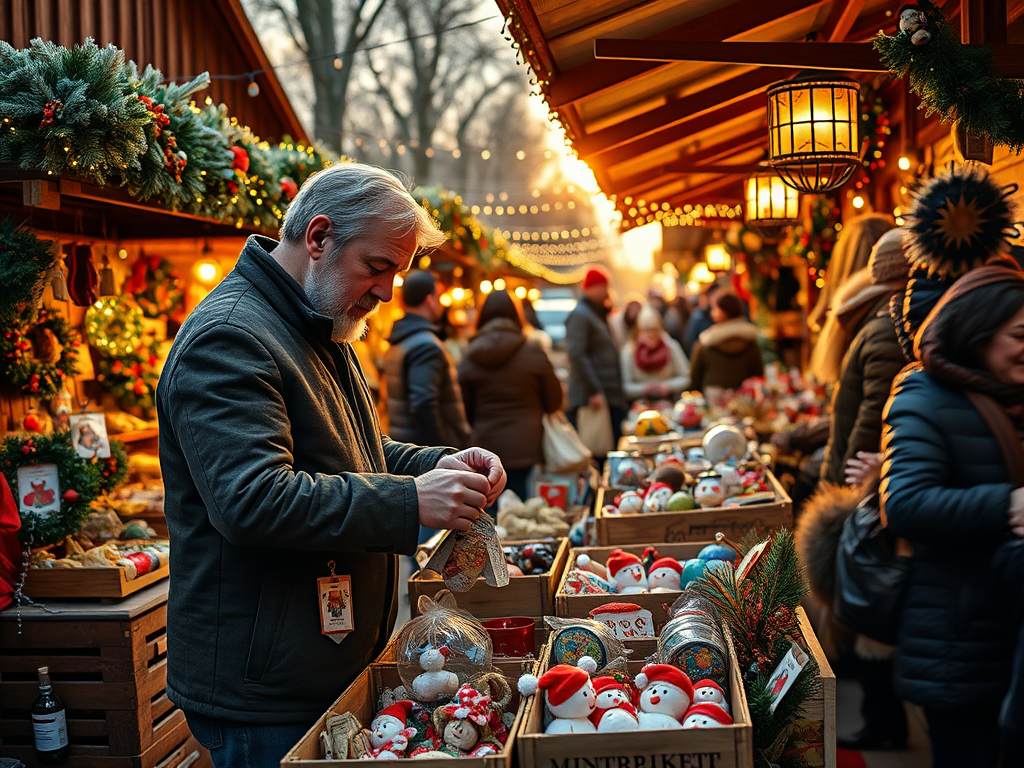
{"left": 303, "top": 265, "right": 376, "bottom": 343}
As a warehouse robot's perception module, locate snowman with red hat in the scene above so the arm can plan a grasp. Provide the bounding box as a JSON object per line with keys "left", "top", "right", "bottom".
{"left": 364, "top": 701, "right": 419, "bottom": 759}
{"left": 691, "top": 679, "right": 730, "bottom": 713}
{"left": 635, "top": 664, "right": 694, "bottom": 730}
{"left": 518, "top": 658, "right": 600, "bottom": 734}
{"left": 589, "top": 676, "right": 640, "bottom": 732}
{"left": 681, "top": 703, "right": 733, "bottom": 729}
{"left": 647, "top": 557, "right": 682, "bottom": 592}
{"left": 607, "top": 549, "right": 649, "bottom": 595}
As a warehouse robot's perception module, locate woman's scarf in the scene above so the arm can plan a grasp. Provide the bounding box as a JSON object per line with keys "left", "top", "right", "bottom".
{"left": 634, "top": 335, "right": 671, "bottom": 373}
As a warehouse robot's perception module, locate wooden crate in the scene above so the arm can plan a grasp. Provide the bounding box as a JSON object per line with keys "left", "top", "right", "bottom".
{"left": 22, "top": 562, "right": 170, "bottom": 600}
{"left": 0, "top": 581, "right": 206, "bottom": 764}
{"left": 594, "top": 471, "right": 792, "bottom": 545}
{"left": 409, "top": 538, "right": 569, "bottom": 620}
{"left": 782, "top": 608, "right": 837, "bottom": 768}
{"left": 516, "top": 638, "right": 753, "bottom": 768}
{"left": 554, "top": 542, "right": 712, "bottom": 632}
{"left": 282, "top": 657, "right": 536, "bottom": 767}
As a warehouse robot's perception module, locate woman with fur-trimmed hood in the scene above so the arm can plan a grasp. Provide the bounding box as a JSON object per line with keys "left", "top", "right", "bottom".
{"left": 689, "top": 293, "right": 763, "bottom": 393}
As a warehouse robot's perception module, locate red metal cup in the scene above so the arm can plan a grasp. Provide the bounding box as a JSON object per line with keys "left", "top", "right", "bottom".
{"left": 483, "top": 617, "right": 536, "bottom": 657}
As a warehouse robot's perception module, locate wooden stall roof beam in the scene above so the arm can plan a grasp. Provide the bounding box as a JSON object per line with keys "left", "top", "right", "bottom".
{"left": 576, "top": 68, "right": 791, "bottom": 157}
{"left": 592, "top": 39, "right": 1024, "bottom": 77}
{"left": 594, "top": 91, "right": 766, "bottom": 171}
{"left": 545, "top": 0, "right": 826, "bottom": 108}
{"left": 822, "top": 0, "right": 866, "bottom": 41}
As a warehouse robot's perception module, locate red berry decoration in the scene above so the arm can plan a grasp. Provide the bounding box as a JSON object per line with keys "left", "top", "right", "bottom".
{"left": 62, "top": 489, "right": 79, "bottom": 502}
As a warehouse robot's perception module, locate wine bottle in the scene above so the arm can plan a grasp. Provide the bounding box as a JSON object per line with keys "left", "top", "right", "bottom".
{"left": 32, "top": 665, "right": 69, "bottom": 763}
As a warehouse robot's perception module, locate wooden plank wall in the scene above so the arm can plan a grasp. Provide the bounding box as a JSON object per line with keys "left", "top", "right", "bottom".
{"left": 0, "top": 0, "right": 303, "bottom": 144}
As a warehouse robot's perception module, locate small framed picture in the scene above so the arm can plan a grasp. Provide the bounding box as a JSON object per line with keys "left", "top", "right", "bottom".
{"left": 69, "top": 413, "right": 111, "bottom": 460}
{"left": 18, "top": 464, "right": 61, "bottom": 517}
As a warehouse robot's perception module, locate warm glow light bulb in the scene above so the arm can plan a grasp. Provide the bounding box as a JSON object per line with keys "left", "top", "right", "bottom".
{"left": 394, "top": 275, "right": 404, "bottom": 288}
{"left": 528, "top": 288, "right": 541, "bottom": 301}
{"left": 452, "top": 287, "right": 466, "bottom": 302}
{"left": 194, "top": 261, "right": 221, "bottom": 286}
{"left": 494, "top": 278, "right": 506, "bottom": 291}
{"left": 514, "top": 286, "right": 527, "bottom": 299}
{"left": 852, "top": 195, "right": 865, "bottom": 209}
{"left": 898, "top": 156, "right": 911, "bottom": 171}
{"left": 480, "top": 280, "right": 493, "bottom": 294}
{"left": 440, "top": 293, "right": 453, "bottom": 307}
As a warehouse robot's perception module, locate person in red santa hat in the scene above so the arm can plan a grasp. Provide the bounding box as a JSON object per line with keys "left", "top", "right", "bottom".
{"left": 635, "top": 664, "right": 694, "bottom": 730}
{"left": 589, "top": 676, "right": 640, "bottom": 732}
{"left": 565, "top": 264, "right": 627, "bottom": 453}
{"left": 519, "top": 662, "right": 598, "bottom": 734}
{"left": 606, "top": 549, "right": 648, "bottom": 594}
{"left": 681, "top": 703, "right": 733, "bottom": 729}
{"left": 364, "top": 701, "right": 418, "bottom": 759}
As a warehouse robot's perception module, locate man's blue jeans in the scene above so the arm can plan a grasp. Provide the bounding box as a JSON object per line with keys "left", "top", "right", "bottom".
{"left": 186, "top": 712, "right": 313, "bottom": 768}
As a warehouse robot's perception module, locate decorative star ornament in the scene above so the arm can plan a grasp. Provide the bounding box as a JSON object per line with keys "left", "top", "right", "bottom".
{"left": 935, "top": 195, "right": 988, "bottom": 249}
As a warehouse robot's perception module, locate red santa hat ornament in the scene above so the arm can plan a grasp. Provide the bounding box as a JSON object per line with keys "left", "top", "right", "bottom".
{"left": 681, "top": 703, "right": 733, "bottom": 728}
{"left": 375, "top": 700, "right": 414, "bottom": 727}
{"left": 648, "top": 557, "right": 682, "bottom": 576}
{"left": 606, "top": 549, "right": 643, "bottom": 581}
{"left": 634, "top": 664, "right": 695, "bottom": 701}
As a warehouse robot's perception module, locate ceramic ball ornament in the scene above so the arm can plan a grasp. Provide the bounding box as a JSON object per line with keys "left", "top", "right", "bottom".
{"left": 666, "top": 490, "right": 696, "bottom": 511}
{"left": 635, "top": 664, "right": 694, "bottom": 730}
{"left": 702, "top": 425, "right": 747, "bottom": 465}
{"left": 617, "top": 491, "right": 644, "bottom": 515}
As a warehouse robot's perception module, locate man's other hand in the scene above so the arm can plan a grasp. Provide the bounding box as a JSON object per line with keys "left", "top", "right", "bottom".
{"left": 436, "top": 448, "right": 507, "bottom": 505}
{"left": 414, "top": 468, "right": 491, "bottom": 531}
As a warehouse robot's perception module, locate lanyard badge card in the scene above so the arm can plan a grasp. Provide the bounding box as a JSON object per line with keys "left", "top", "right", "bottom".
{"left": 318, "top": 560, "right": 354, "bottom": 645}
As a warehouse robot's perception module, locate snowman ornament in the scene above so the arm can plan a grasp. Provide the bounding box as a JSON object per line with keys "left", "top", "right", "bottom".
{"left": 364, "top": 701, "right": 418, "bottom": 759}
{"left": 635, "top": 664, "right": 694, "bottom": 730}
{"left": 411, "top": 646, "right": 460, "bottom": 702}
{"left": 694, "top": 471, "right": 727, "bottom": 508}
{"left": 681, "top": 703, "right": 733, "bottom": 729}
{"left": 519, "top": 659, "right": 599, "bottom": 734}
{"left": 589, "top": 676, "right": 639, "bottom": 732}
{"left": 898, "top": 1, "right": 932, "bottom": 45}
{"left": 692, "top": 679, "right": 730, "bottom": 713}
{"left": 607, "top": 550, "right": 649, "bottom": 595}
{"left": 643, "top": 482, "right": 674, "bottom": 513}
{"left": 647, "top": 557, "right": 683, "bottom": 593}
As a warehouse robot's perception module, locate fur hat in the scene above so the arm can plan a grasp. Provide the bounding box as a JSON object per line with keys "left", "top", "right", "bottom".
{"left": 637, "top": 303, "right": 663, "bottom": 331}
{"left": 634, "top": 664, "right": 694, "bottom": 701}
{"left": 794, "top": 482, "right": 863, "bottom": 605}
{"left": 868, "top": 228, "right": 910, "bottom": 284}
{"left": 583, "top": 266, "right": 610, "bottom": 290}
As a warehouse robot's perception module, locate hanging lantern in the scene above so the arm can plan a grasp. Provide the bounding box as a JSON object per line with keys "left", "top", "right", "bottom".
{"left": 767, "top": 75, "right": 861, "bottom": 193}
{"left": 704, "top": 243, "right": 732, "bottom": 272}
{"left": 745, "top": 164, "right": 800, "bottom": 240}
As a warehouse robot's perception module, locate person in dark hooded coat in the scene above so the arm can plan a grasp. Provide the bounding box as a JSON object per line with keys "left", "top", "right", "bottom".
{"left": 689, "top": 292, "right": 763, "bottom": 392}
{"left": 457, "top": 290, "right": 564, "bottom": 503}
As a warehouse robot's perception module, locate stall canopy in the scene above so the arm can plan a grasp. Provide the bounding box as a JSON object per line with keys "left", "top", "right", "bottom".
{"left": 494, "top": 0, "right": 1020, "bottom": 227}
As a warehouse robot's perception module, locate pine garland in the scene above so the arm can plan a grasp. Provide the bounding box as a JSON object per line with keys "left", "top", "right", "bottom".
{"left": 93, "top": 438, "right": 129, "bottom": 495}
{"left": 0, "top": 38, "right": 151, "bottom": 186}
{"left": 874, "top": 7, "right": 1024, "bottom": 152}
{"left": 0, "top": 216, "right": 59, "bottom": 322}
{"left": 0, "top": 307, "right": 80, "bottom": 399}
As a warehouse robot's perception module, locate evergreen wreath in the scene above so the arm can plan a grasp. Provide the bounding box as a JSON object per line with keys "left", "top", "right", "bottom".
{"left": 124, "top": 255, "right": 184, "bottom": 318}
{"left": 874, "top": 3, "right": 1024, "bottom": 152}
{"left": 93, "top": 438, "right": 129, "bottom": 495}
{"left": 0, "top": 307, "right": 80, "bottom": 399}
{"left": 85, "top": 296, "right": 145, "bottom": 358}
{"left": 0, "top": 216, "right": 59, "bottom": 323}
{"left": 94, "top": 344, "right": 160, "bottom": 411}
{"left": 1, "top": 432, "right": 100, "bottom": 546}
{"left": 0, "top": 37, "right": 152, "bottom": 186}
{"left": 691, "top": 529, "right": 821, "bottom": 768}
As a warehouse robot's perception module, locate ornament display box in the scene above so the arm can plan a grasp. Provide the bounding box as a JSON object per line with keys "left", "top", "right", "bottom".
{"left": 22, "top": 560, "right": 170, "bottom": 599}
{"left": 554, "top": 542, "right": 713, "bottom": 632}
{"left": 785, "top": 608, "right": 836, "bottom": 768}
{"left": 409, "top": 538, "right": 570, "bottom": 620}
{"left": 0, "top": 582, "right": 212, "bottom": 767}
{"left": 594, "top": 473, "right": 792, "bottom": 546}
{"left": 515, "top": 634, "right": 753, "bottom": 768}
{"left": 281, "top": 657, "right": 537, "bottom": 767}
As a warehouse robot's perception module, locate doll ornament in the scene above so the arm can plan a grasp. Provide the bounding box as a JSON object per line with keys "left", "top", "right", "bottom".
{"left": 898, "top": 1, "right": 932, "bottom": 45}
{"left": 427, "top": 677, "right": 511, "bottom": 757}
{"left": 363, "top": 702, "right": 418, "bottom": 759}
{"left": 692, "top": 679, "right": 730, "bottom": 713}
{"left": 635, "top": 664, "right": 694, "bottom": 730}
{"left": 519, "top": 663, "right": 598, "bottom": 734}
{"left": 411, "top": 646, "right": 460, "bottom": 702}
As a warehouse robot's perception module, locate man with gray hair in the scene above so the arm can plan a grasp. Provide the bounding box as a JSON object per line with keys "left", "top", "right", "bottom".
{"left": 157, "top": 162, "right": 506, "bottom": 767}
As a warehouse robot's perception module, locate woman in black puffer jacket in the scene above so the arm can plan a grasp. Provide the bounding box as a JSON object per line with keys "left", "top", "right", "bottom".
{"left": 882, "top": 265, "right": 1024, "bottom": 768}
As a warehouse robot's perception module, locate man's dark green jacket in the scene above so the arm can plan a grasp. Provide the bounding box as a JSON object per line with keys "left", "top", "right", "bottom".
{"left": 157, "top": 236, "right": 450, "bottom": 723}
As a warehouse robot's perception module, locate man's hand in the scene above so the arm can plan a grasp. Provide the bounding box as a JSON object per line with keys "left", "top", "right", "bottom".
{"left": 588, "top": 393, "right": 607, "bottom": 410}
{"left": 414, "top": 469, "right": 491, "bottom": 531}
{"left": 845, "top": 451, "right": 883, "bottom": 487}
{"left": 1010, "top": 487, "right": 1024, "bottom": 538}
{"left": 436, "top": 448, "right": 507, "bottom": 506}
